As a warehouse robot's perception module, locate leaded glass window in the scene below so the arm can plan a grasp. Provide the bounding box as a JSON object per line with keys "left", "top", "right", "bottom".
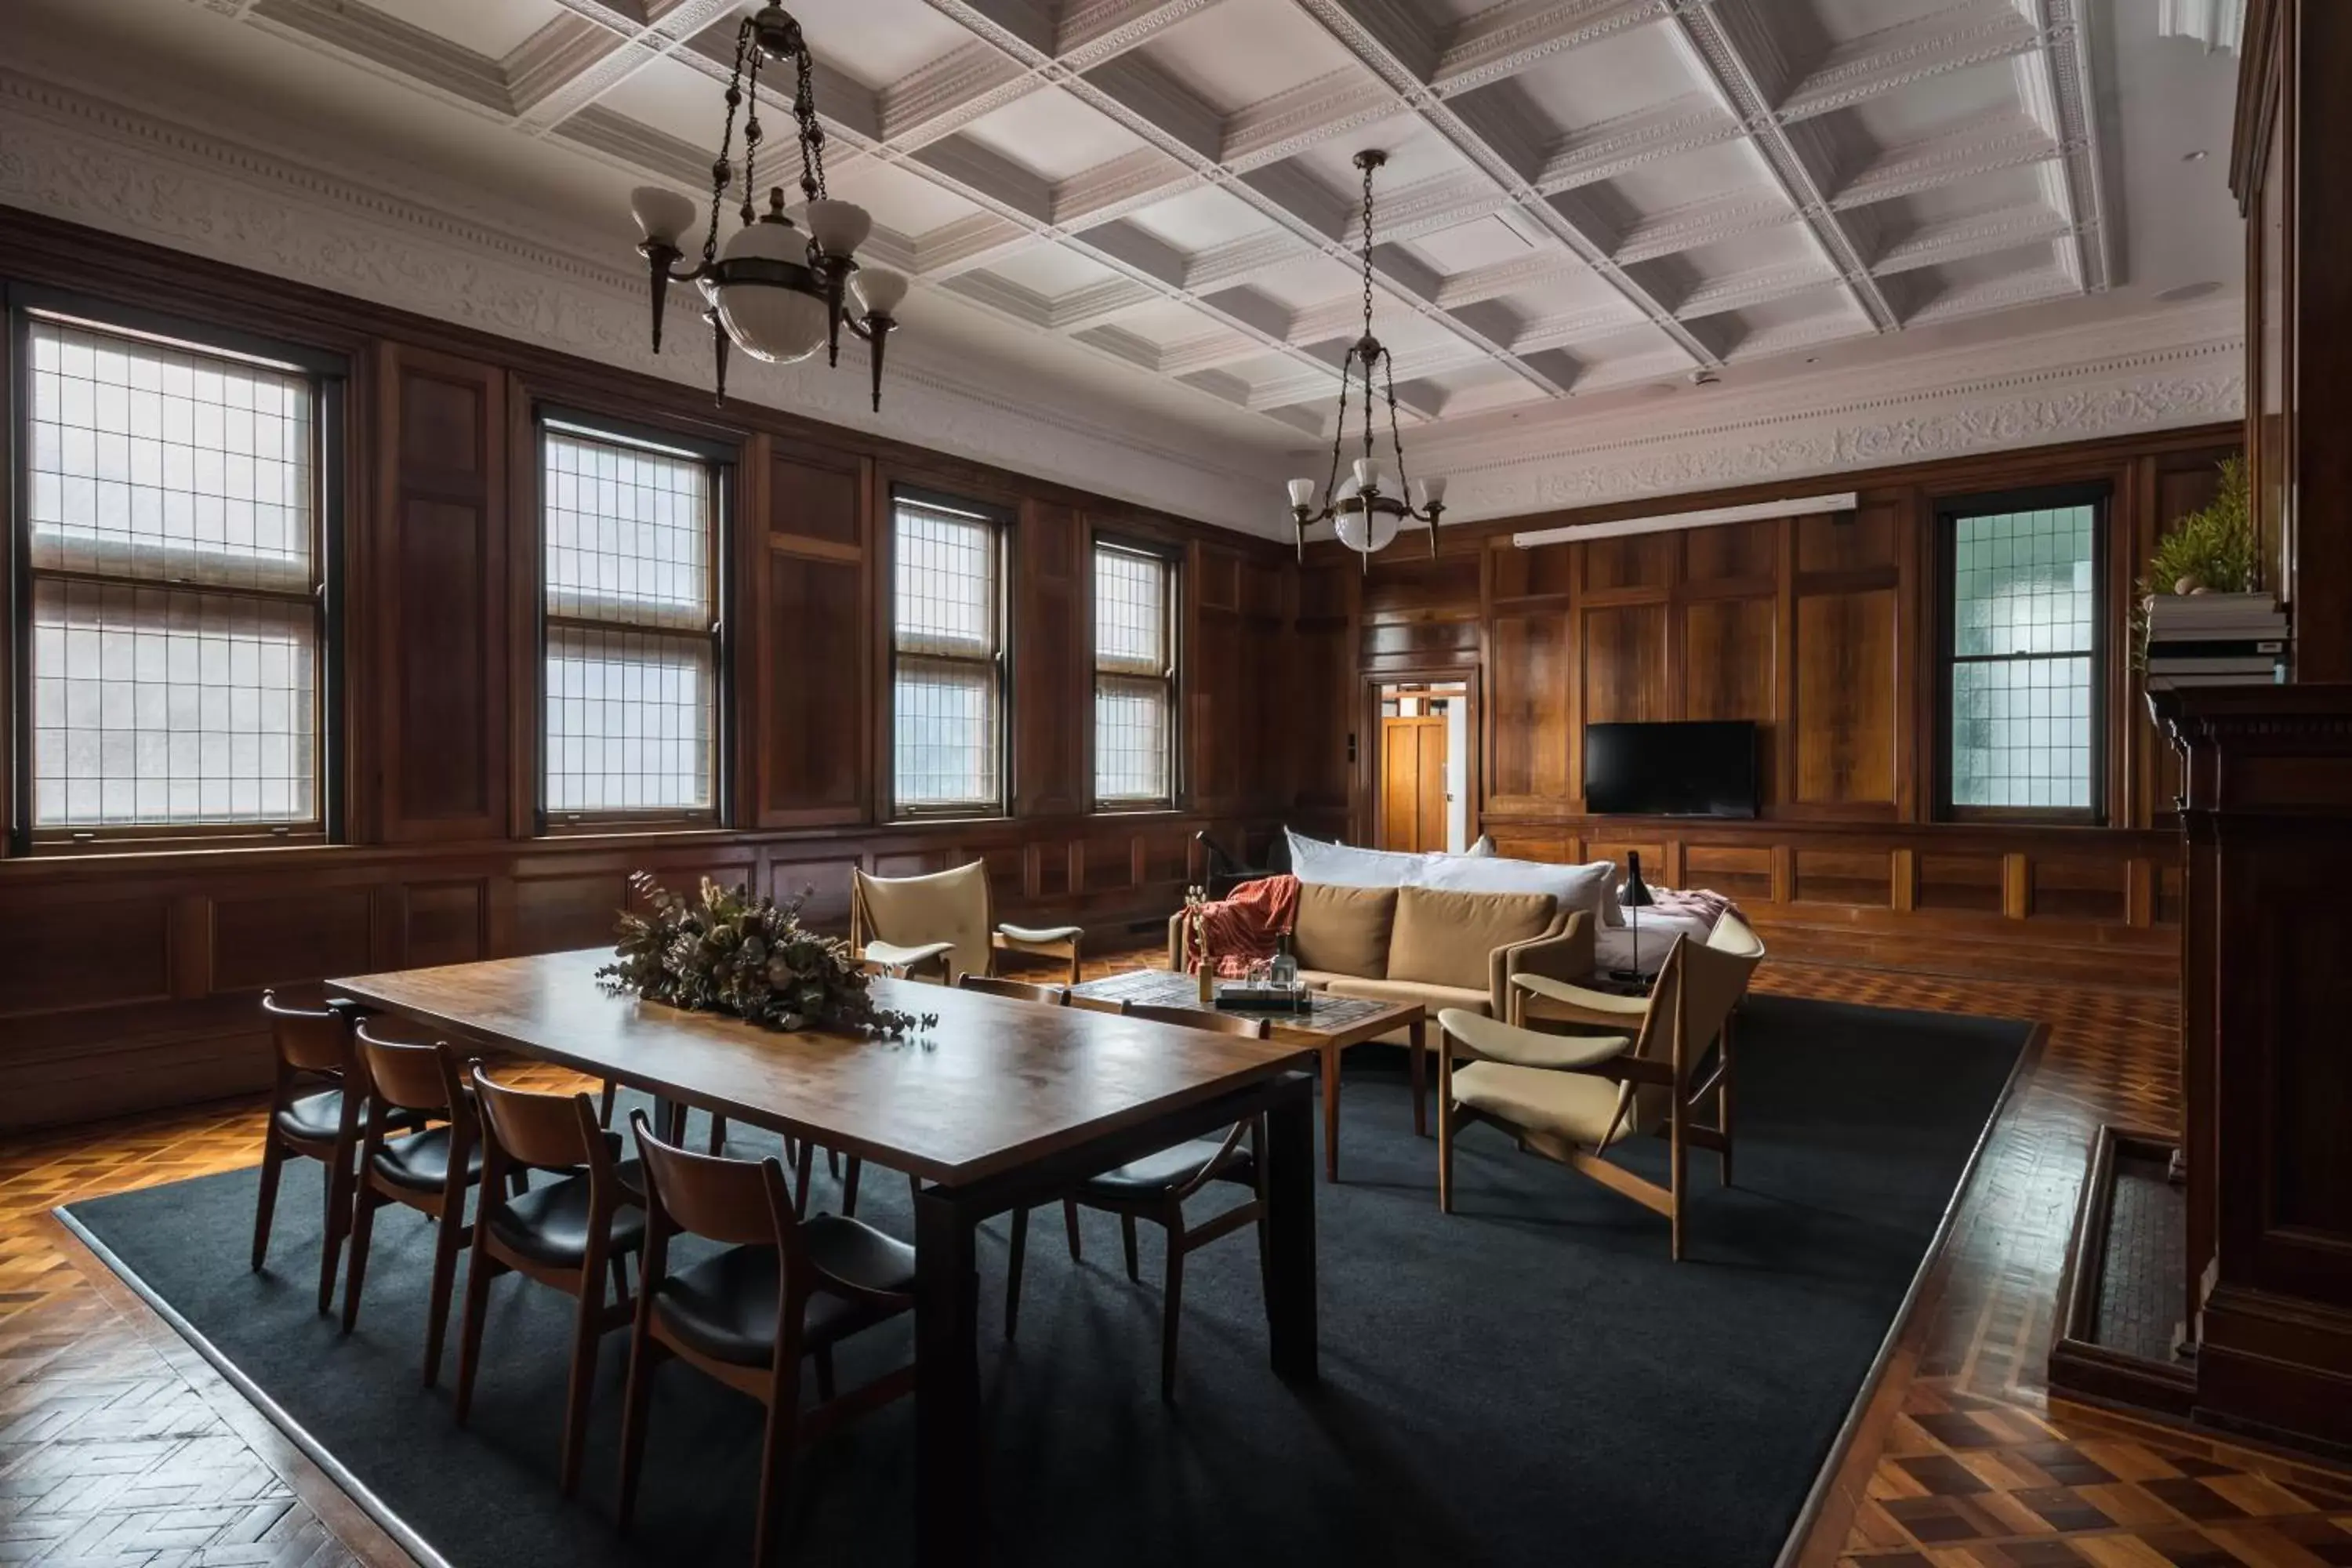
{"left": 1943, "top": 492, "right": 2102, "bottom": 816}
{"left": 1094, "top": 543, "right": 1176, "bottom": 806}
{"left": 891, "top": 495, "right": 1004, "bottom": 814}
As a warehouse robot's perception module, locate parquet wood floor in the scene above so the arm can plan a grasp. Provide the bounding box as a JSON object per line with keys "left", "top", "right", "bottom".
{"left": 2, "top": 956, "right": 2345, "bottom": 1568}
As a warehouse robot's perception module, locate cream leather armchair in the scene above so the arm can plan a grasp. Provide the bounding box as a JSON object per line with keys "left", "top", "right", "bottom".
{"left": 1435, "top": 911, "right": 1765, "bottom": 1259}
{"left": 848, "top": 861, "right": 1084, "bottom": 985}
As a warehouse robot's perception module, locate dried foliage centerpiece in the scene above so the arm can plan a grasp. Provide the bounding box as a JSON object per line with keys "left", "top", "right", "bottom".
{"left": 599, "top": 873, "right": 935, "bottom": 1038}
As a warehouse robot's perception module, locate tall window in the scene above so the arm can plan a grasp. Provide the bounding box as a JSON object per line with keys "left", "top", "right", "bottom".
{"left": 1939, "top": 486, "right": 2104, "bottom": 819}
{"left": 1093, "top": 542, "right": 1176, "bottom": 807}
{"left": 891, "top": 492, "right": 1005, "bottom": 815}
{"left": 539, "top": 419, "right": 721, "bottom": 824}
{"left": 16, "top": 309, "right": 333, "bottom": 844}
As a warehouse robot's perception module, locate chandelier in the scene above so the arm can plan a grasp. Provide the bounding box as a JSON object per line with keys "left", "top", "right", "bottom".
{"left": 1286, "top": 149, "right": 1446, "bottom": 566}
{"left": 626, "top": 2, "right": 905, "bottom": 411}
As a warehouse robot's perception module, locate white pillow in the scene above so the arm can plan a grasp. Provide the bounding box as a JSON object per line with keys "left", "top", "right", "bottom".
{"left": 1414, "top": 853, "right": 1617, "bottom": 927}
{"left": 1465, "top": 833, "right": 1495, "bottom": 857}
{"left": 1284, "top": 829, "right": 1426, "bottom": 888}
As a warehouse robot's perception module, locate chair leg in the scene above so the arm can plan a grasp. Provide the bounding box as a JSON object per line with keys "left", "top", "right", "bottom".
{"left": 422, "top": 1200, "right": 467, "bottom": 1386}
{"left": 317, "top": 1152, "right": 354, "bottom": 1316}
{"left": 841, "top": 1156, "right": 862, "bottom": 1217}
{"left": 1062, "top": 1198, "right": 1083, "bottom": 1261}
{"left": 1004, "top": 1205, "right": 1029, "bottom": 1341}
{"left": 559, "top": 1260, "right": 605, "bottom": 1497}
{"left": 751, "top": 1342, "right": 804, "bottom": 1568}
{"left": 615, "top": 1330, "right": 662, "bottom": 1536}
{"left": 340, "top": 1188, "right": 379, "bottom": 1334}
{"left": 792, "top": 1140, "right": 815, "bottom": 1221}
{"left": 250, "top": 1133, "right": 286, "bottom": 1273}
{"left": 453, "top": 1246, "right": 498, "bottom": 1425}
{"left": 1437, "top": 1090, "right": 1456, "bottom": 1216}
{"left": 1669, "top": 1100, "right": 1689, "bottom": 1263}
{"left": 1718, "top": 1019, "right": 1736, "bottom": 1188}
{"left": 706, "top": 1115, "right": 729, "bottom": 1155}
{"left": 1120, "top": 1212, "right": 1140, "bottom": 1283}
{"left": 1160, "top": 1223, "right": 1185, "bottom": 1403}
{"left": 908, "top": 1171, "right": 922, "bottom": 1208}
{"left": 598, "top": 1080, "right": 618, "bottom": 1127}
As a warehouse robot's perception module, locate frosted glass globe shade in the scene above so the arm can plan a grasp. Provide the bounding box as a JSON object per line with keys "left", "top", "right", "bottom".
{"left": 711, "top": 219, "right": 827, "bottom": 363}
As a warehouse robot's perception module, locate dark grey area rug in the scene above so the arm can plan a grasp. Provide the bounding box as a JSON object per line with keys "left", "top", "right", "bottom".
{"left": 60, "top": 995, "right": 2031, "bottom": 1568}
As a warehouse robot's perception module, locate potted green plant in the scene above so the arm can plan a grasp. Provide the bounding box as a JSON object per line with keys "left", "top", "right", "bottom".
{"left": 2134, "top": 456, "right": 2256, "bottom": 667}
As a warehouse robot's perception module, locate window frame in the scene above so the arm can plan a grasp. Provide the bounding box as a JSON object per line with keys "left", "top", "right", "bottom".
{"left": 1089, "top": 535, "right": 1181, "bottom": 812}
{"left": 1932, "top": 480, "right": 2110, "bottom": 826}
{"left": 887, "top": 485, "right": 1011, "bottom": 822}
{"left": 5, "top": 286, "right": 347, "bottom": 855}
{"left": 532, "top": 407, "right": 734, "bottom": 835}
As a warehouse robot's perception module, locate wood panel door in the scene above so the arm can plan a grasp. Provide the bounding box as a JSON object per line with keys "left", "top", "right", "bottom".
{"left": 1379, "top": 716, "right": 1448, "bottom": 852}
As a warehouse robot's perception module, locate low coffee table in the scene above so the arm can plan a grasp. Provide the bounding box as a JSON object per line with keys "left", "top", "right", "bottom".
{"left": 1069, "top": 969, "right": 1423, "bottom": 1182}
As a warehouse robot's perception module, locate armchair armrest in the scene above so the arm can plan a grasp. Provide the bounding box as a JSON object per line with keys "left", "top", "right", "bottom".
{"left": 1490, "top": 911, "right": 1594, "bottom": 1023}
{"left": 996, "top": 924, "right": 1082, "bottom": 945}
{"left": 1437, "top": 1008, "right": 1633, "bottom": 1072}
{"left": 1511, "top": 972, "right": 1651, "bottom": 1031}
{"left": 862, "top": 939, "right": 954, "bottom": 978}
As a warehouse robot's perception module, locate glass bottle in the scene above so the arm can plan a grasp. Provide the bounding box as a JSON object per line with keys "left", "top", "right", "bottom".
{"left": 1270, "top": 929, "right": 1299, "bottom": 992}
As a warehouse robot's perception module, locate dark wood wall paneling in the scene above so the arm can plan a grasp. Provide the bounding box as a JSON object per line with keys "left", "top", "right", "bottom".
{"left": 0, "top": 208, "right": 1305, "bottom": 1130}
{"left": 1316, "top": 425, "right": 2241, "bottom": 989}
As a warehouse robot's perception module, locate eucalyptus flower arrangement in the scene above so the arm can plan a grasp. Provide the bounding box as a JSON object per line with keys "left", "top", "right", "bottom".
{"left": 598, "top": 873, "right": 935, "bottom": 1038}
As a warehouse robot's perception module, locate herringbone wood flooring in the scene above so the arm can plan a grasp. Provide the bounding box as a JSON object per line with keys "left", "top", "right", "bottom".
{"left": 3, "top": 956, "right": 2346, "bottom": 1568}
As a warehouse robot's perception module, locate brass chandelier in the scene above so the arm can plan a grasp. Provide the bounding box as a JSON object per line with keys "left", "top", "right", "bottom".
{"left": 627, "top": 2, "right": 905, "bottom": 411}
{"left": 1286, "top": 149, "right": 1447, "bottom": 565}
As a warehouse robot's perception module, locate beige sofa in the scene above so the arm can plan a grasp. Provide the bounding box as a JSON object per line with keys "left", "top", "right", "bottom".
{"left": 1167, "top": 881, "right": 1595, "bottom": 1040}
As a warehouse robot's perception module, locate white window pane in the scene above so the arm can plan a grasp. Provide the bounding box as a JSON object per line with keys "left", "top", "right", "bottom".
{"left": 1095, "top": 675, "right": 1171, "bottom": 804}
{"left": 544, "top": 627, "right": 713, "bottom": 813}
{"left": 893, "top": 503, "right": 997, "bottom": 660}
{"left": 894, "top": 657, "right": 998, "bottom": 809}
{"left": 1093, "top": 545, "right": 1174, "bottom": 802}
{"left": 543, "top": 429, "right": 711, "bottom": 630}
{"left": 26, "top": 318, "right": 312, "bottom": 593}
{"left": 892, "top": 500, "right": 1000, "bottom": 808}
{"left": 29, "top": 579, "right": 316, "bottom": 827}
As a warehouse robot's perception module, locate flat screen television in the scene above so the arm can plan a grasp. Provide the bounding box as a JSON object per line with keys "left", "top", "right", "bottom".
{"left": 1584, "top": 720, "right": 1758, "bottom": 818}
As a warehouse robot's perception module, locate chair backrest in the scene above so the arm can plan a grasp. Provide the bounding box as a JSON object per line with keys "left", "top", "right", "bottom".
{"left": 1626, "top": 928, "right": 1762, "bottom": 1134}
{"left": 1127, "top": 1002, "right": 1272, "bottom": 1039}
{"left": 261, "top": 989, "right": 353, "bottom": 1075}
{"left": 629, "top": 1110, "right": 793, "bottom": 1250}
{"left": 1065, "top": 992, "right": 1130, "bottom": 1016}
{"left": 353, "top": 1022, "right": 463, "bottom": 1115}
{"left": 852, "top": 861, "right": 993, "bottom": 980}
{"left": 954, "top": 973, "right": 1069, "bottom": 1005}
{"left": 470, "top": 1066, "right": 601, "bottom": 1172}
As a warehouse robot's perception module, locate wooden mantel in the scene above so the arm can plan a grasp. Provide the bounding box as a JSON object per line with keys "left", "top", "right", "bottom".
{"left": 2151, "top": 681, "right": 2352, "bottom": 1450}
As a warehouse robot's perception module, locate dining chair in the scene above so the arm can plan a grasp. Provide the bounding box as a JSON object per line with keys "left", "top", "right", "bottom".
{"left": 1437, "top": 912, "right": 1765, "bottom": 1259}
{"left": 1006, "top": 1003, "right": 1270, "bottom": 1399}
{"left": 616, "top": 1110, "right": 916, "bottom": 1567}
{"left": 455, "top": 1068, "right": 647, "bottom": 1495}
{"left": 1063, "top": 991, "right": 1131, "bottom": 1016}
{"left": 850, "top": 861, "right": 1083, "bottom": 984}
{"left": 251, "top": 990, "right": 418, "bottom": 1314}
{"left": 953, "top": 973, "right": 1070, "bottom": 1005}
{"left": 343, "top": 1024, "right": 488, "bottom": 1384}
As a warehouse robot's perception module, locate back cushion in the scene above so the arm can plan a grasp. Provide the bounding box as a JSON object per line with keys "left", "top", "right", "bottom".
{"left": 1286, "top": 829, "right": 1427, "bottom": 888}
{"left": 1291, "top": 883, "right": 1400, "bottom": 978}
{"left": 1416, "top": 852, "right": 1621, "bottom": 927}
{"left": 1387, "top": 887, "right": 1559, "bottom": 991}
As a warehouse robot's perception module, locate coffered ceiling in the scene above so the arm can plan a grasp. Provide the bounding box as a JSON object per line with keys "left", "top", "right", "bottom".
{"left": 8, "top": 0, "right": 2245, "bottom": 502}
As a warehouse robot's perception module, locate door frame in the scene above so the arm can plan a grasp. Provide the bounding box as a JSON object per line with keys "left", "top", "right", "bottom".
{"left": 1354, "top": 666, "right": 1479, "bottom": 851}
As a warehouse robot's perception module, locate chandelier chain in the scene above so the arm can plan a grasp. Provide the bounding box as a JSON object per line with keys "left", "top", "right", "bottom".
{"left": 740, "top": 46, "right": 764, "bottom": 228}
{"left": 1383, "top": 353, "right": 1411, "bottom": 511}
{"left": 1359, "top": 155, "right": 1376, "bottom": 340}
{"left": 796, "top": 49, "right": 828, "bottom": 202}
{"left": 702, "top": 20, "right": 753, "bottom": 268}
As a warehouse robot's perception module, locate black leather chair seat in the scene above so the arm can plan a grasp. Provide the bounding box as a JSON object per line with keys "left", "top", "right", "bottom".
{"left": 653, "top": 1216, "right": 915, "bottom": 1367}
{"left": 370, "top": 1125, "right": 485, "bottom": 1192}
{"left": 274, "top": 1089, "right": 419, "bottom": 1145}
{"left": 1080, "top": 1136, "right": 1254, "bottom": 1199}
{"left": 486, "top": 1162, "right": 646, "bottom": 1268}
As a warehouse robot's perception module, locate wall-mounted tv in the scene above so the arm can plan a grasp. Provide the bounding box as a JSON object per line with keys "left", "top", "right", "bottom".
{"left": 1584, "top": 720, "right": 1759, "bottom": 818}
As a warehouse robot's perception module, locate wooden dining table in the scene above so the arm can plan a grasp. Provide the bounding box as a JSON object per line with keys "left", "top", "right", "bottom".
{"left": 327, "top": 948, "right": 1319, "bottom": 1566}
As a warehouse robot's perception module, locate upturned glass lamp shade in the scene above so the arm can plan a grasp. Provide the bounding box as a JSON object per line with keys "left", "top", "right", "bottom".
{"left": 804, "top": 198, "right": 873, "bottom": 258}
{"left": 631, "top": 187, "right": 697, "bottom": 247}
{"left": 851, "top": 267, "right": 909, "bottom": 320}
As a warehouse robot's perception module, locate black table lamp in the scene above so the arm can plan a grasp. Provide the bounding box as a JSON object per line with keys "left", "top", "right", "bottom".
{"left": 1618, "top": 851, "right": 1657, "bottom": 983}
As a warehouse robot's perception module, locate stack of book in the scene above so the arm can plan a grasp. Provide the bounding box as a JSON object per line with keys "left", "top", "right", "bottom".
{"left": 2143, "top": 593, "right": 2287, "bottom": 688}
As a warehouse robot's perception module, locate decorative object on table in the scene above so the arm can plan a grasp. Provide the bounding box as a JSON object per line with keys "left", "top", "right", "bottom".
{"left": 1612, "top": 851, "right": 1657, "bottom": 985}
{"left": 2134, "top": 459, "right": 2285, "bottom": 688}
{"left": 1213, "top": 985, "right": 1316, "bottom": 1013}
{"left": 625, "top": 2, "right": 906, "bottom": 411}
{"left": 1269, "top": 928, "right": 1299, "bottom": 991}
{"left": 599, "top": 873, "right": 934, "bottom": 1038}
{"left": 1281, "top": 150, "right": 1447, "bottom": 568}
{"left": 1182, "top": 884, "right": 1215, "bottom": 1004}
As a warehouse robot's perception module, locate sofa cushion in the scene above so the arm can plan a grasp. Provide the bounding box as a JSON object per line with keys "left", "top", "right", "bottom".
{"left": 1291, "top": 883, "right": 1398, "bottom": 978}
{"left": 1387, "top": 886, "right": 1557, "bottom": 992}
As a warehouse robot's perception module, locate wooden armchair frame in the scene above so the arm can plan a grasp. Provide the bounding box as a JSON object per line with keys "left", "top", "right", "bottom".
{"left": 849, "top": 861, "right": 1083, "bottom": 985}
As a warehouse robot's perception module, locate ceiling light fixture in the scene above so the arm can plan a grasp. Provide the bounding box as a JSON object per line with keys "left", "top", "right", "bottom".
{"left": 626, "top": 2, "right": 903, "bottom": 411}
{"left": 1286, "top": 150, "right": 1446, "bottom": 568}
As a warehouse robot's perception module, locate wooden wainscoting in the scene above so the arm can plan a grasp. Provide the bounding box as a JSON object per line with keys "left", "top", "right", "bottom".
{"left": 0, "top": 815, "right": 1275, "bottom": 1132}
